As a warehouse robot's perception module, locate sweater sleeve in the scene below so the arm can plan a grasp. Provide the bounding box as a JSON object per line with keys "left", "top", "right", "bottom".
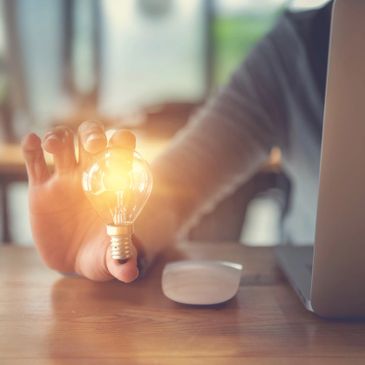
{"left": 151, "top": 18, "right": 289, "bottom": 234}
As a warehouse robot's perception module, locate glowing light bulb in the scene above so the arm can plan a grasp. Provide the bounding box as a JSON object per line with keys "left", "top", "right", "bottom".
{"left": 82, "top": 147, "right": 153, "bottom": 262}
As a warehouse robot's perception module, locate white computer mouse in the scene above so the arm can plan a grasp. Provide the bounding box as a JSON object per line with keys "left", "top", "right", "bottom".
{"left": 161, "top": 260, "right": 243, "bottom": 305}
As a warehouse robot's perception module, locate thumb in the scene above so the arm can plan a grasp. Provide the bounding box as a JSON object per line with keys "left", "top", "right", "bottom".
{"left": 106, "top": 242, "right": 139, "bottom": 283}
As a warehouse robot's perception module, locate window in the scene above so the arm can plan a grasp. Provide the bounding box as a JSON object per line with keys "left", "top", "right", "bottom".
{"left": 213, "top": 0, "right": 287, "bottom": 85}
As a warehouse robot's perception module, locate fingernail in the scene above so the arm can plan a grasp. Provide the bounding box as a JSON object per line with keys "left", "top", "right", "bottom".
{"left": 79, "top": 120, "right": 101, "bottom": 132}
{"left": 45, "top": 134, "right": 60, "bottom": 143}
{"left": 124, "top": 267, "right": 139, "bottom": 283}
{"left": 127, "top": 268, "right": 139, "bottom": 283}
{"left": 44, "top": 131, "right": 58, "bottom": 139}
{"left": 86, "top": 133, "right": 104, "bottom": 149}
{"left": 42, "top": 135, "right": 61, "bottom": 151}
{"left": 87, "top": 133, "right": 102, "bottom": 142}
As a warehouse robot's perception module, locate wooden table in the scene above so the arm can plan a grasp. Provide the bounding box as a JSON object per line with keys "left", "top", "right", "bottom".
{"left": 1, "top": 243, "right": 365, "bottom": 364}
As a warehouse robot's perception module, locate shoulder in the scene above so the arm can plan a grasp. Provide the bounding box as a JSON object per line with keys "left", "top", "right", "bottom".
{"left": 284, "top": 2, "right": 333, "bottom": 39}
{"left": 264, "top": 2, "right": 332, "bottom": 55}
{"left": 281, "top": 2, "right": 333, "bottom": 98}
{"left": 241, "top": 2, "right": 332, "bottom": 99}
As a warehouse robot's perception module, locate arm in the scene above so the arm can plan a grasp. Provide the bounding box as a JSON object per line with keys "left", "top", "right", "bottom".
{"left": 22, "top": 20, "right": 287, "bottom": 282}
{"left": 136, "top": 28, "right": 288, "bottom": 258}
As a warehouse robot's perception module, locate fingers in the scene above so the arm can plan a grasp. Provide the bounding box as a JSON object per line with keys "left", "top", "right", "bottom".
{"left": 22, "top": 133, "right": 50, "bottom": 185}
{"left": 78, "top": 120, "right": 107, "bottom": 169}
{"left": 27, "top": 121, "right": 135, "bottom": 179}
{"left": 42, "top": 127, "right": 77, "bottom": 173}
{"left": 106, "top": 243, "right": 139, "bottom": 283}
{"left": 109, "top": 130, "right": 136, "bottom": 150}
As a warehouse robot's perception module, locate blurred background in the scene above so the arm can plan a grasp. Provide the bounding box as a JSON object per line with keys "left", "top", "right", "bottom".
{"left": 0, "top": 0, "right": 330, "bottom": 246}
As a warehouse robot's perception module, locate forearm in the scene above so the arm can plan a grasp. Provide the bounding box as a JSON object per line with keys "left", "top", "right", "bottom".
{"left": 146, "top": 108, "right": 271, "bottom": 233}
{"left": 135, "top": 24, "right": 289, "bottom": 262}
{"left": 135, "top": 114, "right": 271, "bottom": 264}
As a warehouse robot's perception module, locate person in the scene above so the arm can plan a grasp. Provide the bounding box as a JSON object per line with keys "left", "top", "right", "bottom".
{"left": 21, "top": 2, "right": 333, "bottom": 283}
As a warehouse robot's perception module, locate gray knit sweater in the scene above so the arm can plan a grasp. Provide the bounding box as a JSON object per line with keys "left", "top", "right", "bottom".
{"left": 153, "top": 4, "right": 332, "bottom": 244}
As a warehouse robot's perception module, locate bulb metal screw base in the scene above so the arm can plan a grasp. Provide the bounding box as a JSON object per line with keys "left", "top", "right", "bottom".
{"left": 107, "top": 224, "right": 134, "bottom": 262}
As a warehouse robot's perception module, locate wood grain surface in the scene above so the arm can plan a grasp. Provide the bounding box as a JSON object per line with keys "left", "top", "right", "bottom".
{"left": 1, "top": 242, "right": 365, "bottom": 364}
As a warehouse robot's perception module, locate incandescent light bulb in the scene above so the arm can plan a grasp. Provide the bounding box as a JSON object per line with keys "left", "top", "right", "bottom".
{"left": 82, "top": 147, "right": 153, "bottom": 262}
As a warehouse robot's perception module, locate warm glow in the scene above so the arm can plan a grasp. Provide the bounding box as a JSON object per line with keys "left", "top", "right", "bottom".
{"left": 82, "top": 148, "right": 153, "bottom": 226}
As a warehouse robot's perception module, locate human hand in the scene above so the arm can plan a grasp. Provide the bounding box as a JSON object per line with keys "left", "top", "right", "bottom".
{"left": 22, "top": 121, "right": 141, "bottom": 282}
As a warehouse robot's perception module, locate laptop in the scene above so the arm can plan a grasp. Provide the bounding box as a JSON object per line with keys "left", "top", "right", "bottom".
{"left": 276, "top": 0, "right": 365, "bottom": 318}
